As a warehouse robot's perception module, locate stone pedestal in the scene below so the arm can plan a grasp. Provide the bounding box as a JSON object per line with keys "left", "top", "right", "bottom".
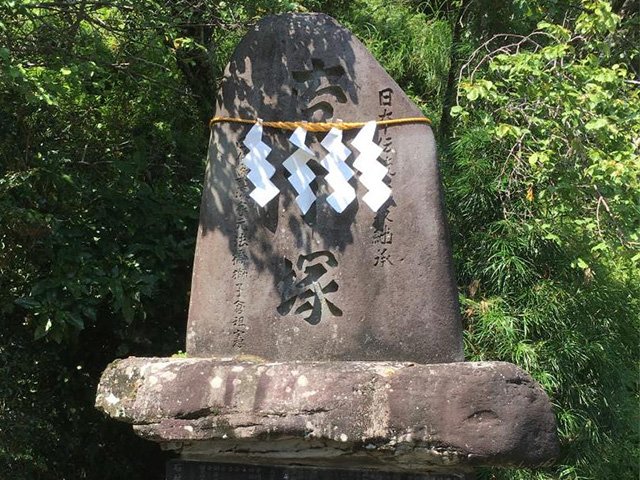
{"left": 96, "top": 358, "right": 557, "bottom": 476}
{"left": 96, "top": 12, "right": 558, "bottom": 479}
{"left": 166, "top": 461, "right": 474, "bottom": 480}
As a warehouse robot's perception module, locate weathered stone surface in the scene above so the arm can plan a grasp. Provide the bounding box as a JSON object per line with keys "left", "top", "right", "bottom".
{"left": 187, "top": 12, "right": 464, "bottom": 364}
{"left": 96, "top": 357, "right": 558, "bottom": 472}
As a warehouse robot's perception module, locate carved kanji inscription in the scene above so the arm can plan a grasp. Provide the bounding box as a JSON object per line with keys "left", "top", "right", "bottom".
{"left": 277, "top": 251, "right": 342, "bottom": 325}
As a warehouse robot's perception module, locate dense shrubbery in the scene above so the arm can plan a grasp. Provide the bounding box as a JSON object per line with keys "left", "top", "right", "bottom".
{"left": 1, "top": 1, "right": 637, "bottom": 479}
{"left": 448, "top": 4, "right": 639, "bottom": 478}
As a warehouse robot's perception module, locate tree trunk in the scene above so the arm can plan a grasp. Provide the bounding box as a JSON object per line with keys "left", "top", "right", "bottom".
{"left": 439, "top": 0, "right": 469, "bottom": 142}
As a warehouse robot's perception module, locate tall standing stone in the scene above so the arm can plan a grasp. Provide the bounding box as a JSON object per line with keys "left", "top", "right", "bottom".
{"left": 187, "top": 13, "right": 463, "bottom": 364}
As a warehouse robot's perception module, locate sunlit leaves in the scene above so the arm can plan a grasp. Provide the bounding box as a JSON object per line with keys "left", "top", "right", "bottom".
{"left": 344, "top": 0, "right": 452, "bottom": 124}
{"left": 447, "top": 1, "right": 639, "bottom": 479}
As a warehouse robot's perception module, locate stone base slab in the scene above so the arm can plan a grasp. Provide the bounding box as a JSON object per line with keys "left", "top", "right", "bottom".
{"left": 96, "top": 358, "right": 558, "bottom": 473}
{"left": 166, "top": 460, "right": 474, "bottom": 479}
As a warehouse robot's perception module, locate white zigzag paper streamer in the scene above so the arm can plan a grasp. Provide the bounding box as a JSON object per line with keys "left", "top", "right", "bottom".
{"left": 242, "top": 123, "right": 279, "bottom": 207}
{"left": 352, "top": 120, "right": 392, "bottom": 212}
{"left": 283, "top": 127, "right": 316, "bottom": 214}
{"left": 320, "top": 127, "right": 355, "bottom": 213}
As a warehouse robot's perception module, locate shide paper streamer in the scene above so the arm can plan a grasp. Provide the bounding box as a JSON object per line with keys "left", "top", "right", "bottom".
{"left": 320, "top": 127, "right": 356, "bottom": 213}
{"left": 238, "top": 122, "right": 391, "bottom": 213}
{"left": 283, "top": 127, "right": 317, "bottom": 214}
{"left": 241, "top": 122, "right": 279, "bottom": 207}
{"left": 352, "top": 121, "right": 391, "bottom": 212}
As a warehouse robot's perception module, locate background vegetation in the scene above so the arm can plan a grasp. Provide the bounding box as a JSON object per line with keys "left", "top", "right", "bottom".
{"left": 1, "top": 0, "right": 638, "bottom": 479}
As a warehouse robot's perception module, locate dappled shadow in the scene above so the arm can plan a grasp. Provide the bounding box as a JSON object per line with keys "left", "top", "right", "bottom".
{"left": 200, "top": 13, "right": 361, "bottom": 291}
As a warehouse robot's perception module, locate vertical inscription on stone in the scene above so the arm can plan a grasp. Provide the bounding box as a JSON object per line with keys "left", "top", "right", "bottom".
{"left": 373, "top": 88, "right": 396, "bottom": 267}
{"left": 231, "top": 158, "right": 250, "bottom": 349}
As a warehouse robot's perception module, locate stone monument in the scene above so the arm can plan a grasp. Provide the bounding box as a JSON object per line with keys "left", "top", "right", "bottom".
{"left": 96, "top": 13, "right": 559, "bottom": 480}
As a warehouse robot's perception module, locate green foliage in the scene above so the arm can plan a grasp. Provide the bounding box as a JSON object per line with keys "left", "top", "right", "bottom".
{"left": 339, "top": 0, "right": 452, "bottom": 124}
{"left": 0, "top": 3, "right": 206, "bottom": 345}
{"left": 0, "top": 325, "right": 165, "bottom": 479}
{"left": 447, "top": 1, "right": 639, "bottom": 478}
{"left": 0, "top": 0, "right": 638, "bottom": 479}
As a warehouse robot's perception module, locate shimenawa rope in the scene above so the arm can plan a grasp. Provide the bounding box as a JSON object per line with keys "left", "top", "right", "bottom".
{"left": 209, "top": 116, "right": 431, "bottom": 132}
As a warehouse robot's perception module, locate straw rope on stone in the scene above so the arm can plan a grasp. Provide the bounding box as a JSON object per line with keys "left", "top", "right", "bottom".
{"left": 209, "top": 116, "right": 431, "bottom": 132}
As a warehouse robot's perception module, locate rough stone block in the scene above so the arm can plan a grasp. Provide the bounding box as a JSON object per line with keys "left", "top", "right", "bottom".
{"left": 96, "top": 357, "right": 558, "bottom": 473}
